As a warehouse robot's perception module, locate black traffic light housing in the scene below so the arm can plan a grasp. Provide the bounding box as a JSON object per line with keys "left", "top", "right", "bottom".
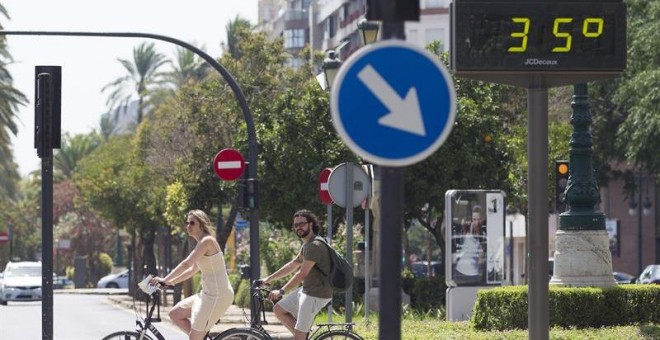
{"left": 555, "top": 160, "right": 570, "bottom": 212}
{"left": 34, "top": 66, "right": 62, "bottom": 158}
{"left": 367, "top": 0, "right": 420, "bottom": 21}
{"left": 237, "top": 162, "right": 259, "bottom": 210}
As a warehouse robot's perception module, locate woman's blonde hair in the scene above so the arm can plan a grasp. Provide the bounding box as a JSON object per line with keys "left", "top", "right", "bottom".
{"left": 188, "top": 209, "right": 215, "bottom": 238}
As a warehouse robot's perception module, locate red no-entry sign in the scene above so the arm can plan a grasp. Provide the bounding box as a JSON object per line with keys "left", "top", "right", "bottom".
{"left": 319, "top": 168, "right": 333, "bottom": 205}
{"left": 213, "top": 148, "right": 245, "bottom": 181}
{"left": 0, "top": 231, "right": 9, "bottom": 244}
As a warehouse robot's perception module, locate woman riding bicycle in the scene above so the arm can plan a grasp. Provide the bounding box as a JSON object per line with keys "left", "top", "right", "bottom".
{"left": 150, "top": 210, "right": 234, "bottom": 340}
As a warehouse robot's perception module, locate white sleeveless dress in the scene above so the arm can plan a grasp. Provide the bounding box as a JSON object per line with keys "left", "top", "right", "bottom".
{"left": 176, "top": 248, "right": 234, "bottom": 332}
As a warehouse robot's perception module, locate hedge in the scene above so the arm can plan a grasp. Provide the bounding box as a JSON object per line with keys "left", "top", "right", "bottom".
{"left": 472, "top": 285, "right": 660, "bottom": 331}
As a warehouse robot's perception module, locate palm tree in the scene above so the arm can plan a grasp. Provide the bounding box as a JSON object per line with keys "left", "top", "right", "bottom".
{"left": 0, "top": 4, "right": 28, "bottom": 200}
{"left": 164, "top": 45, "right": 209, "bottom": 88}
{"left": 225, "top": 15, "right": 252, "bottom": 59}
{"left": 95, "top": 113, "right": 122, "bottom": 142}
{"left": 102, "top": 42, "right": 169, "bottom": 125}
{"left": 53, "top": 133, "right": 100, "bottom": 180}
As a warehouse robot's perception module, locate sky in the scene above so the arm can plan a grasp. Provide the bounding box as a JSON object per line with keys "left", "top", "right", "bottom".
{"left": 3, "top": 0, "right": 259, "bottom": 176}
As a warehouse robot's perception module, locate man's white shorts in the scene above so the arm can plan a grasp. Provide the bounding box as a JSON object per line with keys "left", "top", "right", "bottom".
{"left": 276, "top": 287, "right": 332, "bottom": 333}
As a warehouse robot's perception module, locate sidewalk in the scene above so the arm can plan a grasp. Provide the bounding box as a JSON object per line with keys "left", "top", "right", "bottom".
{"left": 105, "top": 294, "right": 293, "bottom": 339}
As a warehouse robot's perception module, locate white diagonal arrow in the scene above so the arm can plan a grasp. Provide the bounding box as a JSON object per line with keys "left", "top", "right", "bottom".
{"left": 357, "top": 64, "right": 426, "bottom": 136}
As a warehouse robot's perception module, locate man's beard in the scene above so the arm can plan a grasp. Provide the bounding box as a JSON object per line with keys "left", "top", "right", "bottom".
{"left": 297, "top": 228, "right": 310, "bottom": 238}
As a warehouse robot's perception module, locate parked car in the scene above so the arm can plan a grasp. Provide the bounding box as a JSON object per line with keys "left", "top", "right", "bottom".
{"left": 0, "top": 261, "right": 42, "bottom": 305}
{"left": 638, "top": 265, "right": 660, "bottom": 285}
{"left": 613, "top": 271, "right": 636, "bottom": 284}
{"left": 97, "top": 269, "right": 129, "bottom": 289}
{"left": 411, "top": 261, "right": 442, "bottom": 278}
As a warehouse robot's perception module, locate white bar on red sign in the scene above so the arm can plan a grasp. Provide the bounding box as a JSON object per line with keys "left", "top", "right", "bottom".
{"left": 320, "top": 183, "right": 329, "bottom": 190}
{"left": 217, "top": 161, "right": 242, "bottom": 169}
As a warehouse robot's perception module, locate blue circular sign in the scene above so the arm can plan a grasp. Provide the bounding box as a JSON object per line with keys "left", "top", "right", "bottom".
{"left": 330, "top": 40, "right": 457, "bottom": 167}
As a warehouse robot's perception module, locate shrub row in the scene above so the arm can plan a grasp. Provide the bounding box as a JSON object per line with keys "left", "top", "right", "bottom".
{"left": 472, "top": 285, "right": 660, "bottom": 331}
{"left": 232, "top": 275, "right": 447, "bottom": 313}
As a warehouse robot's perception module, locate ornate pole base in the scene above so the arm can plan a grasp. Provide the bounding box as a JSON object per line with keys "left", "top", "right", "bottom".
{"left": 550, "top": 230, "right": 616, "bottom": 287}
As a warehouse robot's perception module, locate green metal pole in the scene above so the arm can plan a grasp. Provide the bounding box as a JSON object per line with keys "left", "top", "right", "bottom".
{"left": 559, "top": 84, "right": 605, "bottom": 231}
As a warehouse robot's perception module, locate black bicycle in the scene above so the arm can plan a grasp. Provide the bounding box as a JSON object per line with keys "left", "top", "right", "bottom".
{"left": 101, "top": 280, "right": 217, "bottom": 340}
{"left": 215, "top": 281, "right": 362, "bottom": 340}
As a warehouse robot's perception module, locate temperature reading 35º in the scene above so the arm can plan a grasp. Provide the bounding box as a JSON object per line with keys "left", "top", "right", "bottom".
{"left": 507, "top": 17, "right": 604, "bottom": 53}
{"left": 451, "top": 1, "right": 626, "bottom": 72}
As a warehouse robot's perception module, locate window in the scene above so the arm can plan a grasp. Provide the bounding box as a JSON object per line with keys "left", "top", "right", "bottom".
{"left": 327, "top": 15, "right": 336, "bottom": 38}
{"left": 284, "top": 29, "right": 306, "bottom": 48}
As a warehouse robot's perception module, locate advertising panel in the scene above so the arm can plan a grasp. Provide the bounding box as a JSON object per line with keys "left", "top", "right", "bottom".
{"left": 445, "top": 190, "right": 505, "bottom": 287}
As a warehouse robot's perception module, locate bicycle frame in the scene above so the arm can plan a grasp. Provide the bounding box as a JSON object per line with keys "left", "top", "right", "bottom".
{"left": 136, "top": 290, "right": 167, "bottom": 340}
{"left": 229, "top": 281, "right": 361, "bottom": 340}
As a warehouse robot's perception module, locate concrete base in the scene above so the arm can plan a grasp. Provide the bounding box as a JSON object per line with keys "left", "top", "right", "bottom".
{"left": 446, "top": 286, "right": 497, "bottom": 321}
{"left": 366, "top": 287, "right": 410, "bottom": 312}
{"left": 550, "top": 229, "right": 616, "bottom": 287}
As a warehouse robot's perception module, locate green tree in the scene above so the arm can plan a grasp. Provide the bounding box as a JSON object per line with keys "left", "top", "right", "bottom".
{"left": 0, "top": 4, "right": 28, "bottom": 201}
{"left": 590, "top": 0, "right": 660, "bottom": 188}
{"left": 54, "top": 133, "right": 100, "bottom": 180}
{"left": 164, "top": 45, "right": 209, "bottom": 88}
{"left": 102, "top": 42, "right": 169, "bottom": 125}
{"left": 95, "top": 113, "right": 122, "bottom": 141}
{"left": 614, "top": 0, "right": 660, "bottom": 172}
{"left": 225, "top": 15, "right": 252, "bottom": 59}
{"left": 75, "top": 135, "right": 165, "bottom": 289}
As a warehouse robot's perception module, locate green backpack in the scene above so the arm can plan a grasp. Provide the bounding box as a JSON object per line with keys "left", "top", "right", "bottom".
{"left": 314, "top": 237, "right": 353, "bottom": 291}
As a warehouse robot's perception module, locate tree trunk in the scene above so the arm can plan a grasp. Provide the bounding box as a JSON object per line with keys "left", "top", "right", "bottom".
{"left": 218, "top": 206, "right": 238, "bottom": 252}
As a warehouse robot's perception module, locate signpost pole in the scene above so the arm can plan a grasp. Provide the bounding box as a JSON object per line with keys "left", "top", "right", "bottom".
{"left": 364, "top": 194, "right": 370, "bottom": 320}
{"left": 527, "top": 87, "right": 550, "bottom": 340}
{"left": 344, "top": 162, "right": 355, "bottom": 323}
{"left": 326, "top": 204, "right": 333, "bottom": 323}
{"left": 378, "top": 20, "right": 406, "bottom": 340}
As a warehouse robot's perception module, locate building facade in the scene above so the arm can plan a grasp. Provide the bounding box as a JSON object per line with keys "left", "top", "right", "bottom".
{"left": 257, "top": 0, "right": 451, "bottom": 68}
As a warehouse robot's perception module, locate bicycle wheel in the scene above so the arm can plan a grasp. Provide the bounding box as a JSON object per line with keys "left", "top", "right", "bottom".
{"left": 101, "top": 330, "right": 154, "bottom": 340}
{"left": 213, "top": 327, "right": 270, "bottom": 340}
{"left": 314, "top": 330, "right": 363, "bottom": 340}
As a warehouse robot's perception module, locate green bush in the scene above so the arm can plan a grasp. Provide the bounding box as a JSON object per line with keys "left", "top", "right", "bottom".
{"left": 410, "top": 277, "right": 446, "bottom": 312}
{"left": 65, "top": 266, "right": 75, "bottom": 280}
{"left": 331, "top": 277, "right": 365, "bottom": 310}
{"left": 228, "top": 272, "right": 242, "bottom": 293}
{"left": 234, "top": 279, "right": 251, "bottom": 308}
{"left": 97, "top": 252, "right": 113, "bottom": 277}
{"left": 472, "top": 285, "right": 660, "bottom": 331}
{"left": 402, "top": 275, "right": 446, "bottom": 313}
{"left": 260, "top": 227, "right": 299, "bottom": 275}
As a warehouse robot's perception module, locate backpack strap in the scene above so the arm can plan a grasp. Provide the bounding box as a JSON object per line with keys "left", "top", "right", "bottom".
{"left": 313, "top": 236, "right": 331, "bottom": 277}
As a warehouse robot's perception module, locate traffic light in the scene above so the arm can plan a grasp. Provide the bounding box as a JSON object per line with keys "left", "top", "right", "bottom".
{"left": 34, "top": 66, "right": 61, "bottom": 158}
{"left": 237, "top": 162, "right": 259, "bottom": 210}
{"left": 555, "top": 160, "right": 570, "bottom": 212}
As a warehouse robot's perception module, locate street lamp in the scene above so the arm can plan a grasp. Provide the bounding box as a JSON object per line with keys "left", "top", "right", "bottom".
{"left": 628, "top": 169, "right": 653, "bottom": 275}
{"left": 357, "top": 19, "right": 380, "bottom": 45}
{"left": 321, "top": 50, "right": 342, "bottom": 90}
{"left": 355, "top": 17, "right": 380, "bottom": 322}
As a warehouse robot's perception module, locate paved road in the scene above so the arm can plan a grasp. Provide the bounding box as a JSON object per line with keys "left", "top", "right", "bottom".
{"left": 0, "top": 294, "right": 187, "bottom": 339}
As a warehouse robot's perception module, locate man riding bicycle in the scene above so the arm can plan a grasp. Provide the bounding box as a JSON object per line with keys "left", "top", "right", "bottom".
{"left": 257, "top": 209, "right": 332, "bottom": 340}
